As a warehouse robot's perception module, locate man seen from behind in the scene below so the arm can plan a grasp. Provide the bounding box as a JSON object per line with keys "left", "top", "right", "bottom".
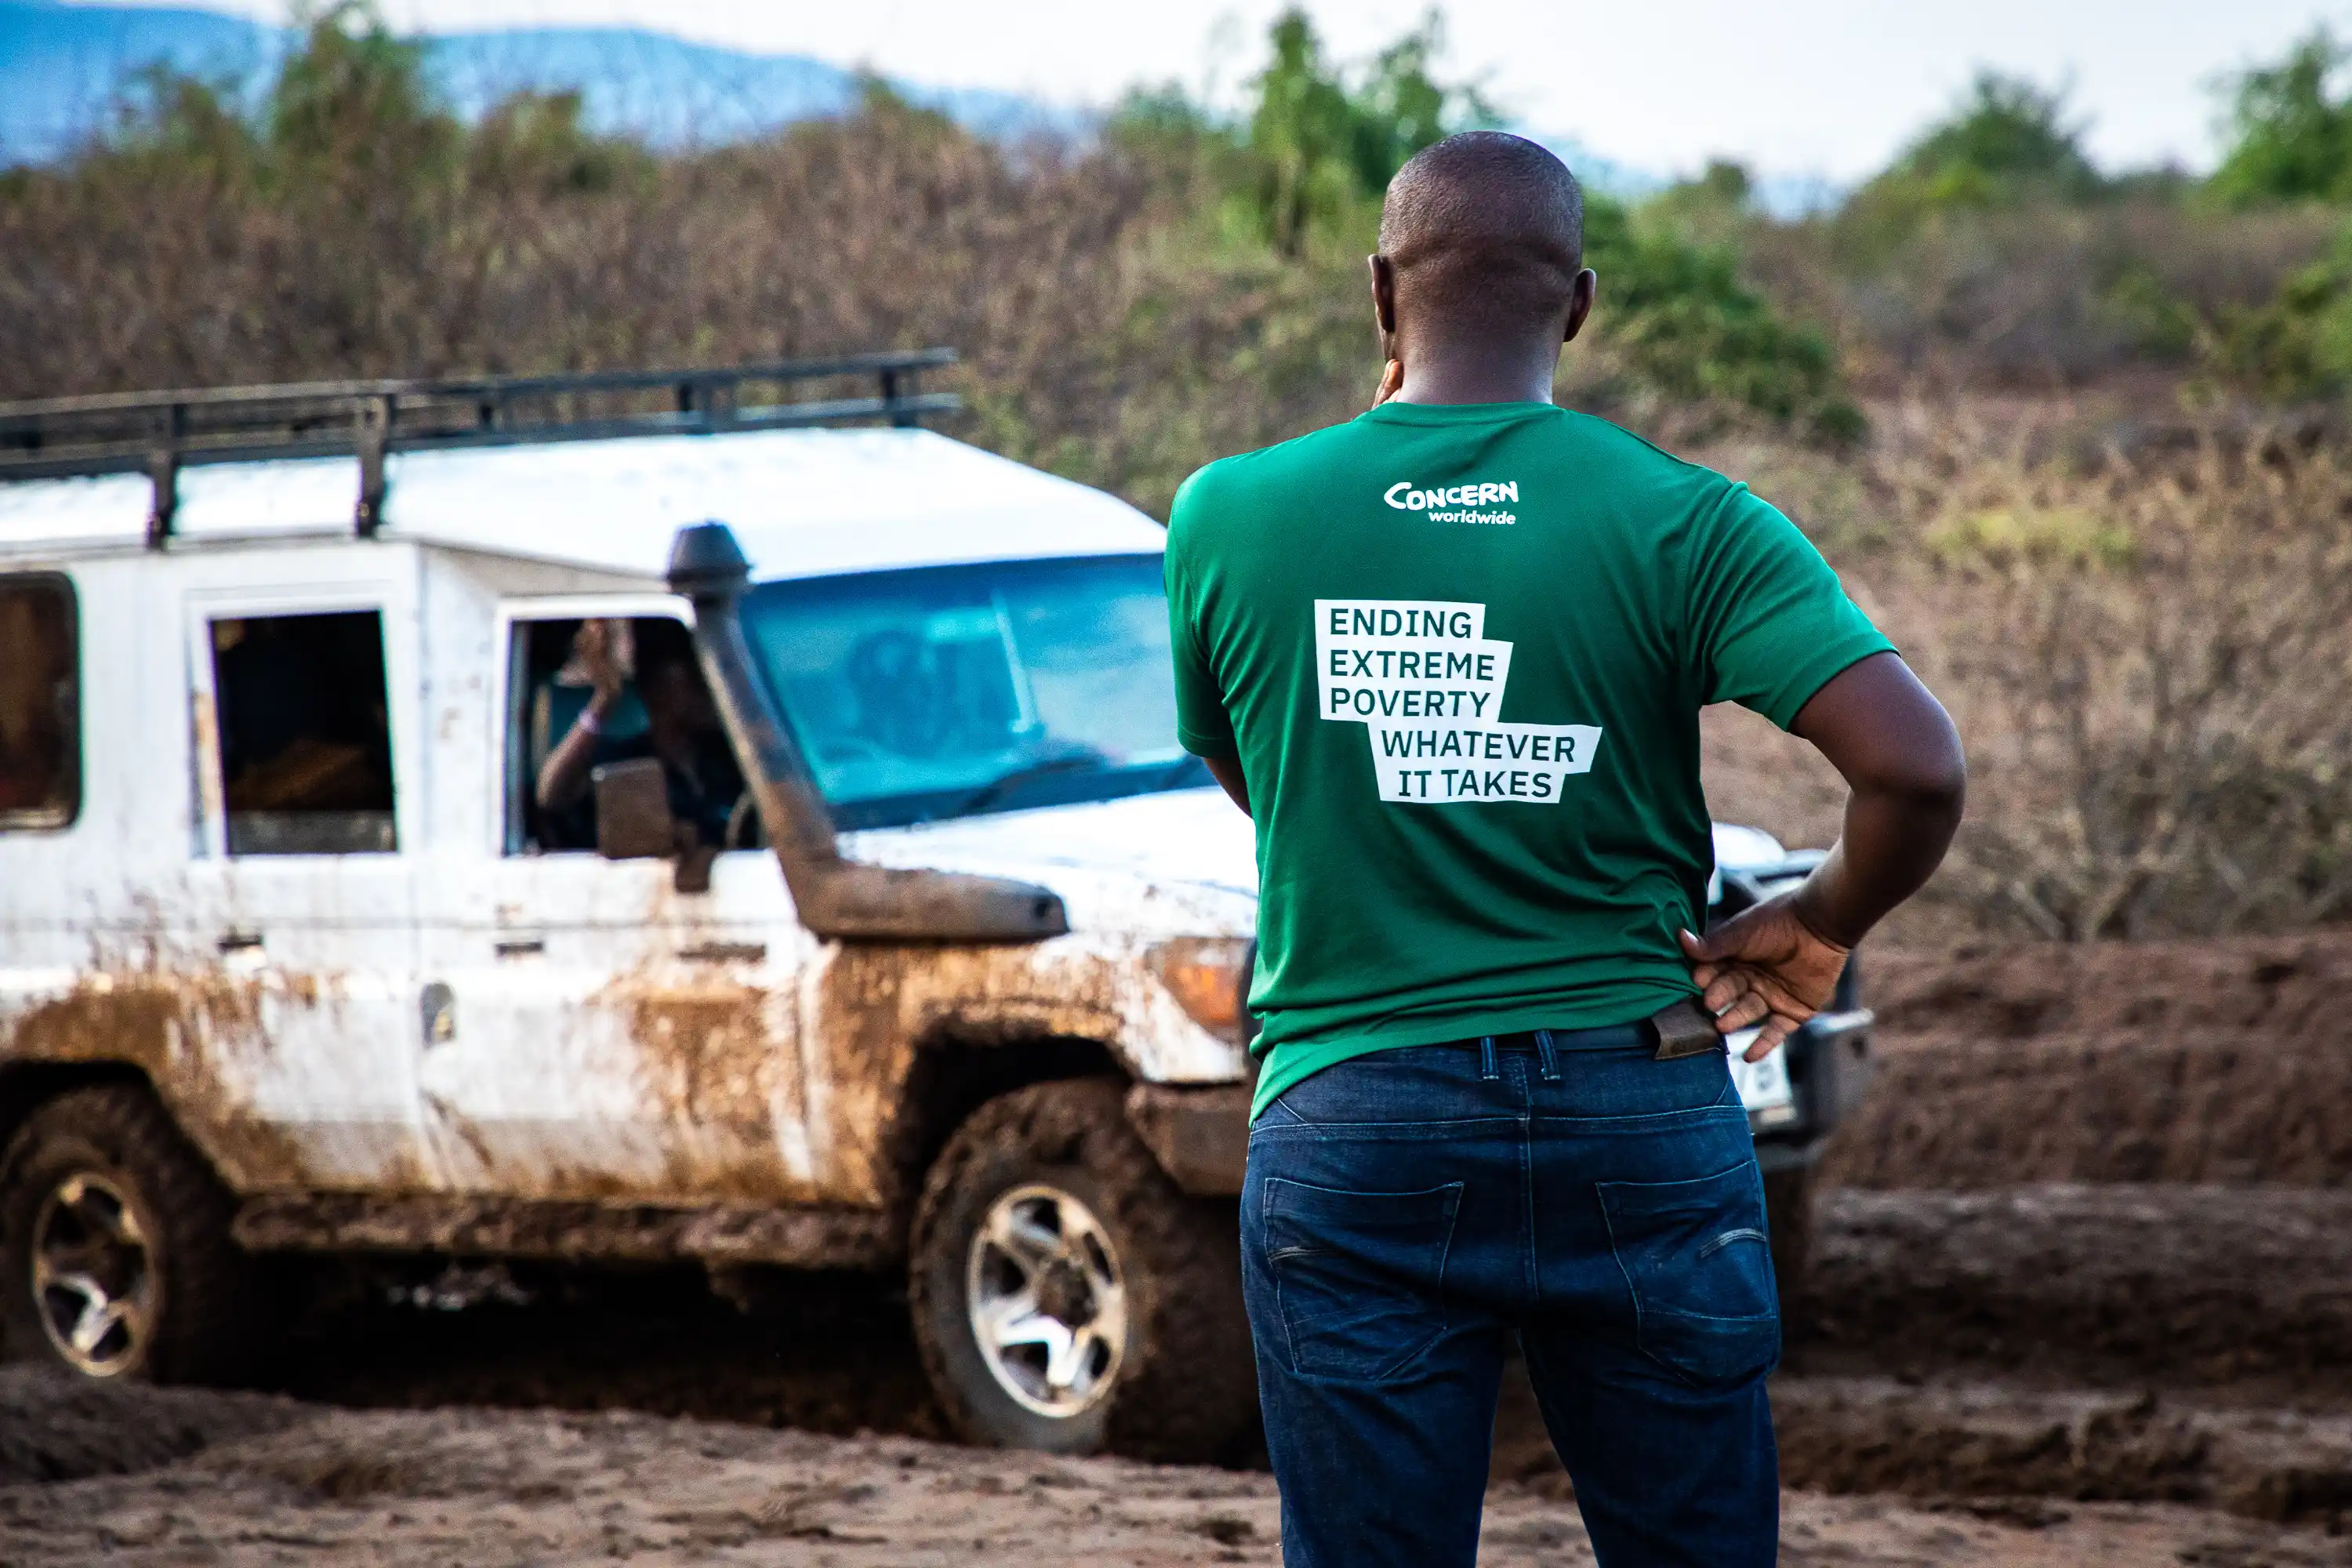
{"left": 1163, "top": 131, "right": 1966, "bottom": 1566}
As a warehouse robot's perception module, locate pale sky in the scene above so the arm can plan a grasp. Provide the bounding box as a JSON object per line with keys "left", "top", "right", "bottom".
{"left": 93, "top": 0, "right": 2352, "bottom": 180}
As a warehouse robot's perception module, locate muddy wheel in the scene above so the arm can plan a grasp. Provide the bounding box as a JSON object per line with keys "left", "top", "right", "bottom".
{"left": 1762, "top": 1162, "right": 1817, "bottom": 1312}
{"left": 909, "top": 1079, "right": 1256, "bottom": 1463}
{"left": 0, "top": 1085, "right": 257, "bottom": 1383}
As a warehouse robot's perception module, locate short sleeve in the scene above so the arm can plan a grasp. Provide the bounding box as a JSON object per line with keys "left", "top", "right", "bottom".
{"left": 1164, "top": 477, "right": 1237, "bottom": 757}
{"left": 1686, "top": 484, "right": 1895, "bottom": 729}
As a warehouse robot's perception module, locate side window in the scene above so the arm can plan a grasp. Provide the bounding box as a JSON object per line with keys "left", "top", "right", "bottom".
{"left": 506, "top": 615, "right": 745, "bottom": 855}
{"left": 0, "top": 575, "right": 79, "bottom": 831}
{"left": 209, "top": 610, "right": 397, "bottom": 855}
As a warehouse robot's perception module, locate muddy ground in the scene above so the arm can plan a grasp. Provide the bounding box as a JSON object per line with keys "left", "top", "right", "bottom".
{"left": 7, "top": 933, "right": 2352, "bottom": 1563}
{"left": 0, "top": 1178, "right": 2347, "bottom": 1565}
{"left": 16, "top": 1371, "right": 2352, "bottom": 1567}
{"left": 1, "top": 1179, "right": 2347, "bottom": 1563}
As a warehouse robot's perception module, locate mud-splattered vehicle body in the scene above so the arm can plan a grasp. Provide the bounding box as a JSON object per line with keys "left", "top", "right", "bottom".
{"left": 0, "top": 358, "right": 1869, "bottom": 1458}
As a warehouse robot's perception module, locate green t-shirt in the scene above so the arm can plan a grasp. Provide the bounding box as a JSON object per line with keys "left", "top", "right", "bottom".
{"left": 1163, "top": 401, "right": 1894, "bottom": 1119}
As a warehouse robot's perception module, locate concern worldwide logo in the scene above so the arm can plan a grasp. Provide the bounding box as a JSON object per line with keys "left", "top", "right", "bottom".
{"left": 1383, "top": 478, "right": 1519, "bottom": 525}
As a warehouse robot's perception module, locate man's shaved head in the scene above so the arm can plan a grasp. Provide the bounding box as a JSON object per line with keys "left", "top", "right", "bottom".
{"left": 1378, "top": 132, "right": 1585, "bottom": 341}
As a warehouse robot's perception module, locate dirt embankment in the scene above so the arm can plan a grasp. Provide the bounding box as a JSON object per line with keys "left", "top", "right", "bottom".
{"left": 1798, "top": 1185, "right": 2352, "bottom": 1392}
{"left": 1825, "top": 931, "right": 2352, "bottom": 1188}
{"left": 1479, "top": 1182, "right": 2352, "bottom": 1527}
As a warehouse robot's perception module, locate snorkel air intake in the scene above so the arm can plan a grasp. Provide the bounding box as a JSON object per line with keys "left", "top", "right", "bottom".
{"left": 667, "top": 521, "right": 1069, "bottom": 942}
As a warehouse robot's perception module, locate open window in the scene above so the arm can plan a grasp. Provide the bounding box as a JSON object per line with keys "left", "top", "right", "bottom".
{"left": 0, "top": 574, "right": 79, "bottom": 831}
{"left": 505, "top": 615, "right": 749, "bottom": 857}
{"left": 209, "top": 610, "right": 397, "bottom": 855}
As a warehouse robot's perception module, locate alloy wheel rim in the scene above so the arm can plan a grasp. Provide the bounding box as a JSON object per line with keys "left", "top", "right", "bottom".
{"left": 965, "top": 1182, "right": 1127, "bottom": 1418}
{"left": 30, "top": 1171, "right": 156, "bottom": 1377}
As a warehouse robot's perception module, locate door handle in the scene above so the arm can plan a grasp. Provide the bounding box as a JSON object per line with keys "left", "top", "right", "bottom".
{"left": 420, "top": 982, "right": 456, "bottom": 1047}
{"left": 217, "top": 931, "right": 263, "bottom": 953}
{"left": 494, "top": 938, "right": 546, "bottom": 958}
{"left": 678, "top": 942, "right": 764, "bottom": 964}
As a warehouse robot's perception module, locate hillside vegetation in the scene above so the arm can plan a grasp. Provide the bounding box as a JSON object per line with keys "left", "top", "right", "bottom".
{"left": 9, "top": 5, "right": 2352, "bottom": 942}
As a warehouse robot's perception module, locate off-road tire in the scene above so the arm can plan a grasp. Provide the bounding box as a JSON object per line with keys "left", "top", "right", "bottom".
{"left": 0, "top": 1084, "right": 258, "bottom": 1383}
{"left": 909, "top": 1079, "right": 1256, "bottom": 1463}
{"left": 1762, "top": 1163, "right": 1817, "bottom": 1312}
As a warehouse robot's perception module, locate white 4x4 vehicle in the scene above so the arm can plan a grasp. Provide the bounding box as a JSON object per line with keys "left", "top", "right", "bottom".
{"left": 0, "top": 357, "right": 1870, "bottom": 1460}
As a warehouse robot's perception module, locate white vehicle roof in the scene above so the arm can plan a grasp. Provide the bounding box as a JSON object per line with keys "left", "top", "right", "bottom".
{"left": 0, "top": 426, "right": 1167, "bottom": 583}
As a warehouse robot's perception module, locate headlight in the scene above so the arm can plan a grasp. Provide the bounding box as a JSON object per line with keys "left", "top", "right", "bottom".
{"left": 1147, "top": 938, "right": 1254, "bottom": 1044}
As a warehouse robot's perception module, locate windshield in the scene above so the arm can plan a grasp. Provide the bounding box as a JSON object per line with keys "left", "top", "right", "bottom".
{"left": 741, "top": 554, "right": 1207, "bottom": 829}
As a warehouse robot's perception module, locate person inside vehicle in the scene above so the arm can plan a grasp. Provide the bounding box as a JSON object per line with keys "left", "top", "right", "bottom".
{"left": 535, "top": 617, "right": 747, "bottom": 851}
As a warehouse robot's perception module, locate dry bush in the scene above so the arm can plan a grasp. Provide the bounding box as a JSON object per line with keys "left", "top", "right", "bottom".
{"left": 1863, "top": 403, "right": 2352, "bottom": 939}
{"left": 1735, "top": 200, "right": 2336, "bottom": 393}
{"left": 0, "top": 97, "right": 1373, "bottom": 521}
{"left": 1695, "top": 399, "right": 2352, "bottom": 944}
{"left": 14, "top": 69, "right": 2352, "bottom": 946}
{"left": 0, "top": 103, "right": 1145, "bottom": 383}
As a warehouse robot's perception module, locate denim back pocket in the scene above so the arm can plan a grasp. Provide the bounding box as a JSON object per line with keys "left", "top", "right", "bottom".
{"left": 1595, "top": 1160, "right": 1780, "bottom": 1389}
{"left": 1262, "top": 1177, "right": 1463, "bottom": 1384}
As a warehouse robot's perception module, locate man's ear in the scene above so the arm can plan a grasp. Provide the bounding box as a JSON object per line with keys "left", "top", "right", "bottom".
{"left": 1563, "top": 267, "right": 1598, "bottom": 345}
{"left": 1368, "top": 254, "right": 1399, "bottom": 338}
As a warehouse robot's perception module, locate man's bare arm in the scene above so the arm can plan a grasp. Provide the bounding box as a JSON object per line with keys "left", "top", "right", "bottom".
{"left": 1785, "top": 651, "right": 1968, "bottom": 943}
{"left": 1204, "top": 754, "right": 1251, "bottom": 818}
{"left": 1680, "top": 652, "right": 1964, "bottom": 1058}
{"left": 535, "top": 619, "right": 627, "bottom": 811}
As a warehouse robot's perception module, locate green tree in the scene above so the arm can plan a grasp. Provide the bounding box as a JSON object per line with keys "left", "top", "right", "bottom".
{"left": 1638, "top": 159, "right": 1756, "bottom": 245}
{"left": 1581, "top": 194, "right": 1860, "bottom": 441}
{"left": 2210, "top": 29, "right": 2352, "bottom": 206}
{"left": 470, "top": 89, "right": 648, "bottom": 195}
{"left": 1863, "top": 71, "right": 2103, "bottom": 212}
{"left": 1347, "top": 22, "right": 1483, "bottom": 193}
{"left": 2212, "top": 219, "right": 2352, "bottom": 398}
{"left": 267, "top": 2, "right": 457, "bottom": 185}
{"left": 1234, "top": 11, "right": 1853, "bottom": 434}
{"left": 1246, "top": 13, "right": 1360, "bottom": 254}
{"left": 1244, "top": 9, "right": 1488, "bottom": 255}
{"left": 110, "top": 68, "right": 259, "bottom": 169}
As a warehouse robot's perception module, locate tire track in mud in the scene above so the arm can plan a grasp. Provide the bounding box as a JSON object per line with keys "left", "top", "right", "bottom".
{"left": 216, "top": 1181, "right": 2352, "bottom": 1519}
{"left": 1797, "top": 1185, "right": 2352, "bottom": 1393}
{"left": 5, "top": 1381, "right": 2349, "bottom": 1567}
{"left": 1486, "top": 1183, "right": 2352, "bottom": 1519}
{"left": 260, "top": 1265, "right": 953, "bottom": 1440}
{"left": 5, "top": 1181, "right": 2352, "bottom": 1555}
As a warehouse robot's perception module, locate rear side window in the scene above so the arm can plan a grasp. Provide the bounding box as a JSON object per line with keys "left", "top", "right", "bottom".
{"left": 209, "top": 610, "right": 397, "bottom": 855}
{"left": 0, "top": 575, "right": 79, "bottom": 830}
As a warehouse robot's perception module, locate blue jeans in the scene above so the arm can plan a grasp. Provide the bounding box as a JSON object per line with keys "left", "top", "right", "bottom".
{"left": 1241, "top": 1030, "right": 1780, "bottom": 1567}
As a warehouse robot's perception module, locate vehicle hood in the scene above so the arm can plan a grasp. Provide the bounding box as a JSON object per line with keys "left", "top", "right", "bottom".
{"left": 1711, "top": 822, "right": 1791, "bottom": 874}
{"left": 839, "top": 787, "right": 1260, "bottom": 937}
{"left": 838, "top": 792, "right": 1797, "bottom": 938}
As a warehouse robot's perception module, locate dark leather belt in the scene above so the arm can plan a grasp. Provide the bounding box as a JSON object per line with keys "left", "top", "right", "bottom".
{"left": 1439, "top": 1009, "right": 1722, "bottom": 1061}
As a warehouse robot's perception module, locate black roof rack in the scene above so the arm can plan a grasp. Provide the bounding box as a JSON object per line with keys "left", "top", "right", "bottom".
{"left": 0, "top": 349, "right": 960, "bottom": 546}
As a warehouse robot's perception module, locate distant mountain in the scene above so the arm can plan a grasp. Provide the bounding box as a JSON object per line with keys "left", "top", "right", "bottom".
{"left": 1535, "top": 137, "right": 1666, "bottom": 204}
{"left": 1, "top": 0, "right": 272, "bottom": 159}
{"left": 3, "top": 2, "right": 1820, "bottom": 209}
{"left": 0, "top": 0, "right": 1073, "bottom": 164}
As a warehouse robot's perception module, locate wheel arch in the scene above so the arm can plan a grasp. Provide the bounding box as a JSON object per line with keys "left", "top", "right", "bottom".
{"left": 0, "top": 1060, "right": 163, "bottom": 1170}
{"left": 880, "top": 1024, "right": 1128, "bottom": 1221}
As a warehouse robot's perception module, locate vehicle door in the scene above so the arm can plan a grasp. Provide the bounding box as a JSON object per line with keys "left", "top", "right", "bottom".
{"left": 175, "top": 570, "right": 438, "bottom": 1190}
{"left": 411, "top": 601, "right": 818, "bottom": 1206}
{"left": 0, "top": 568, "right": 93, "bottom": 1063}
